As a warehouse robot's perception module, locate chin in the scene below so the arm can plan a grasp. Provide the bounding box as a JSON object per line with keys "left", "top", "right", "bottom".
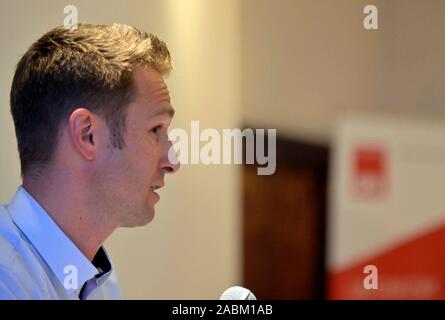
{"left": 122, "top": 207, "right": 155, "bottom": 228}
{"left": 139, "top": 208, "right": 155, "bottom": 226}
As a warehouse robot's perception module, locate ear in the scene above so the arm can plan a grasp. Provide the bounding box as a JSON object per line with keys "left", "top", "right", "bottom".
{"left": 68, "top": 108, "right": 98, "bottom": 161}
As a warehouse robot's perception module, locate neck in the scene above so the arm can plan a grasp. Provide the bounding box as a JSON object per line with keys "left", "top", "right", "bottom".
{"left": 23, "top": 170, "right": 118, "bottom": 261}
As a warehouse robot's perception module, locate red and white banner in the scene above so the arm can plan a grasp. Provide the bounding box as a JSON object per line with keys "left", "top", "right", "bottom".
{"left": 328, "top": 115, "right": 445, "bottom": 299}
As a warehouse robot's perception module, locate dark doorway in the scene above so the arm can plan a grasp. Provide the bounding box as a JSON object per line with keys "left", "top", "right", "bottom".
{"left": 242, "top": 131, "right": 329, "bottom": 299}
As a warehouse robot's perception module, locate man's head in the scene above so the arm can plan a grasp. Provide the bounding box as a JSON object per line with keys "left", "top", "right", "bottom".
{"left": 10, "top": 24, "right": 179, "bottom": 227}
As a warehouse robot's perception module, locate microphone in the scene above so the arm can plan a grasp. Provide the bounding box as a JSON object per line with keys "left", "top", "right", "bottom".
{"left": 219, "top": 286, "right": 257, "bottom": 300}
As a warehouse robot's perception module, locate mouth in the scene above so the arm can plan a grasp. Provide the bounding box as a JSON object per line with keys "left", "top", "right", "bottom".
{"left": 151, "top": 181, "right": 164, "bottom": 191}
{"left": 150, "top": 183, "right": 164, "bottom": 202}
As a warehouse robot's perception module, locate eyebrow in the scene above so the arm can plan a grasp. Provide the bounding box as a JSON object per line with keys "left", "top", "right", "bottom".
{"left": 151, "top": 107, "right": 175, "bottom": 118}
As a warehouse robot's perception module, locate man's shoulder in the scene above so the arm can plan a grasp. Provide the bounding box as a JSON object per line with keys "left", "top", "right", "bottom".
{"left": 0, "top": 204, "right": 22, "bottom": 263}
{"left": 0, "top": 203, "right": 27, "bottom": 271}
{"left": 0, "top": 204, "right": 43, "bottom": 299}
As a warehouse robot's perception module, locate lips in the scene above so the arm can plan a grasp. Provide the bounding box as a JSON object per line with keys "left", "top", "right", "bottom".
{"left": 150, "top": 182, "right": 164, "bottom": 202}
{"left": 150, "top": 188, "right": 160, "bottom": 203}
{"left": 151, "top": 181, "right": 165, "bottom": 191}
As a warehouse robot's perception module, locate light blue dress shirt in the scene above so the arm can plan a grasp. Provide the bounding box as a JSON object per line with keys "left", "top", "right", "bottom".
{"left": 0, "top": 186, "right": 123, "bottom": 300}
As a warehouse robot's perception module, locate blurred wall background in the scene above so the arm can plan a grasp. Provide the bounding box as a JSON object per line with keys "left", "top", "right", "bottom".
{"left": 241, "top": 0, "right": 445, "bottom": 144}
{"left": 0, "top": 0, "right": 241, "bottom": 299}
{"left": 1, "top": 0, "right": 445, "bottom": 299}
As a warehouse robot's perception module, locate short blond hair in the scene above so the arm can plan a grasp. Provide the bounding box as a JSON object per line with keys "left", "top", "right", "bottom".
{"left": 10, "top": 23, "right": 172, "bottom": 176}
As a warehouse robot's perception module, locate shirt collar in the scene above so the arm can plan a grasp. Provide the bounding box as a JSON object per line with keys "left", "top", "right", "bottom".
{"left": 8, "top": 186, "right": 103, "bottom": 295}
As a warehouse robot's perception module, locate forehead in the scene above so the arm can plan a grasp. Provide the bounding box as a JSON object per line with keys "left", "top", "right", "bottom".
{"left": 130, "top": 67, "right": 174, "bottom": 117}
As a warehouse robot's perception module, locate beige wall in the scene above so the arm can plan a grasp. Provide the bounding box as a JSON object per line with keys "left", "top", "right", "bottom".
{"left": 374, "top": 0, "right": 445, "bottom": 118}
{"left": 0, "top": 0, "right": 241, "bottom": 299}
{"left": 241, "top": 0, "right": 445, "bottom": 144}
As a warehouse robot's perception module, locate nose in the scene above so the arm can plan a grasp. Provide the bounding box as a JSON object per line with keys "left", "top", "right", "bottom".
{"left": 161, "top": 158, "right": 180, "bottom": 174}
{"left": 161, "top": 142, "right": 180, "bottom": 174}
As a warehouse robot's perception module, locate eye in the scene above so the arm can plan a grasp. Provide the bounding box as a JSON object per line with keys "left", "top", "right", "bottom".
{"left": 151, "top": 125, "right": 163, "bottom": 135}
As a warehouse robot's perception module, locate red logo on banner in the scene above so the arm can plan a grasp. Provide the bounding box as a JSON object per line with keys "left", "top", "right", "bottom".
{"left": 352, "top": 146, "right": 388, "bottom": 199}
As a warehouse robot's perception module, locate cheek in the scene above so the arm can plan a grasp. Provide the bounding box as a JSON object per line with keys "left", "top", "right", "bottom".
{"left": 144, "top": 155, "right": 159, "bottom": 178}
{"left": 134, "top": 146, "right": 162, "bottom": 178}
{"left": 125, "top": 133, "right": 162, "bottom": 178}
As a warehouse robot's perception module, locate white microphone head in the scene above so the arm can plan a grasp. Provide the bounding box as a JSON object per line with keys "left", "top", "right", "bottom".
{"left": 219, "top": 286, "right": 257, "bottom": 300}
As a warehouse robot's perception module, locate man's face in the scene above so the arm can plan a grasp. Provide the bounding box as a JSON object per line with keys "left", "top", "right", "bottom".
{"left": 94, "top": 67, "right": 179, "bottom": 227}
